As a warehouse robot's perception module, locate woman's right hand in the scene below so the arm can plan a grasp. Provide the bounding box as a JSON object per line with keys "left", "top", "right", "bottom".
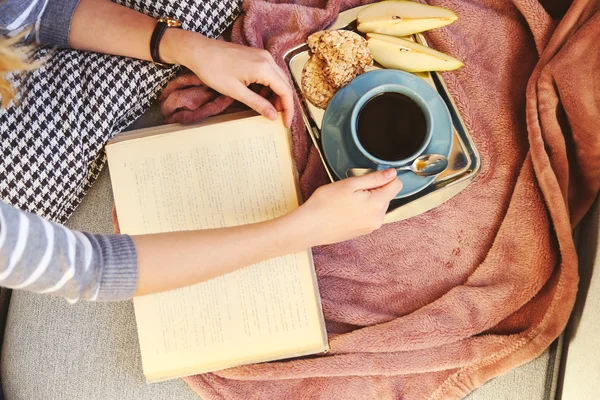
{"left": 291, "top": 169, "right": 403, "bottom": 247}
{"left": 161, "top": 29, "right": 295, "bottom": 127}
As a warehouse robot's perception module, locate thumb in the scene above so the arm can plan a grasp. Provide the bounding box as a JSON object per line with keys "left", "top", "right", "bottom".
{"left": 371, "top": 176, "right": 403, "bottom": 202}
{"left": 348, "top": 168, "right": 397, "bottom": 190}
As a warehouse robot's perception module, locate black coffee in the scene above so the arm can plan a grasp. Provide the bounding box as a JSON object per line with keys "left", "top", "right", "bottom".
{"left": 357, "top": 92, "right": 427, "bottom": 161}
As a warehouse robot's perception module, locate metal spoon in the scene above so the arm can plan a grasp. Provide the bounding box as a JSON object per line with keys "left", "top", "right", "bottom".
{"left": 346, "top": 154, "right": 449, "bottom": 178}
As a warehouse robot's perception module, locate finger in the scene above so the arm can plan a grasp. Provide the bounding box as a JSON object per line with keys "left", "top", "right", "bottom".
{"left": 347, "top": 169, "right": 398, "bottom": 191}
{"left": 257, "top": 51, "right": 294, "bottom": 125}
{"left": 257, "top": 65, "right": 295, "bottom": 128}
{"left": 261, "top": 50, "right": 289, "bottom": 86}
{"left": 232, "top": 82, "right": 278, "bottom": 120}
{"left": 268, "top": 57, "right": 291, "bottom": 91}
{"left": 371, "top": 176, "right": 403, "bottom": 203}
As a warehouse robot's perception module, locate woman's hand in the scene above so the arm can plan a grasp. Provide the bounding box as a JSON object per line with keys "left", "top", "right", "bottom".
{"left": 290, "top": 169, "right": 403, "bottom": 247}
{"left": 161, "top": 29, "right": 294, "bottom": 127}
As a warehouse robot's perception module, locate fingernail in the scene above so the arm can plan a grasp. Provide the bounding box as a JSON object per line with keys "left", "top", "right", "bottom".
{"left": 383, "top": 168, "right": 396, "bottom": 178}
{"left": 266, "top": 109, "right": 277, "bottom": 120}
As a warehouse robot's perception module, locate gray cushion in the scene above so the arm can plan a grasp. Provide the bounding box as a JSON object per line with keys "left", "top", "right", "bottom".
{"left": 466, "top": 342, "right": 560, "bottom": 400}
{"left": 1, "top": 104, "right": 199, "bottom": 400}
{"left": 557, "top": 196, "right": 600, "bottom": 399}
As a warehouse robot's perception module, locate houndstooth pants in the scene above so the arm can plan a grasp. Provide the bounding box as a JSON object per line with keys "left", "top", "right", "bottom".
{"left": 0, "top": 0, "right": 242, "bottom": 224}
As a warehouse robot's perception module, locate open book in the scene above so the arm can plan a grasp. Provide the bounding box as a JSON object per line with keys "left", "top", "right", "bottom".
{"left": 106, "top": 111, "right": 328, "bottom": 383}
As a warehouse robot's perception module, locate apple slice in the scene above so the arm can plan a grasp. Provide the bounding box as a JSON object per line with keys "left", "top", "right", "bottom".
{"left": 367, "top": 33, "right": 463, "bottom": 72}
{"left": 357, "top": 1, "right": 457, "bottom": 37}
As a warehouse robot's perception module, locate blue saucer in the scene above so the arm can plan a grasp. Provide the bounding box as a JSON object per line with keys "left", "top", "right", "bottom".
{"left": 321, "top": 70, "right": 454, "bottom": 199}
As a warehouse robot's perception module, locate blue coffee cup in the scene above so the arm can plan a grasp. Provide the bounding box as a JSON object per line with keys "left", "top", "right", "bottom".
{"left": 350, "top": 84, "right": 434, "bottom": 169}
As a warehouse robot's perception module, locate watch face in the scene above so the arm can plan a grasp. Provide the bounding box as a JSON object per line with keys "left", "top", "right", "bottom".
{"left": 160, "top": 17, "right": 182, "bottom": 28}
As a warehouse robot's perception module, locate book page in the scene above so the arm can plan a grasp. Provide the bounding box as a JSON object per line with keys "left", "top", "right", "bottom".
{"left": 107, "top": 114, "right": 327, "bottom": 382}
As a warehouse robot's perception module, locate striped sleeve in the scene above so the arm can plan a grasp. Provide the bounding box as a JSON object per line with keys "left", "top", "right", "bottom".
{"left": 0, "top": 0, "right": 48, "bottom": 42}
{"left": 0, "top": 200, "right": 138, "bottom": 302}
{"left": 0, "top": 0, "right": 82, "bottom": 47}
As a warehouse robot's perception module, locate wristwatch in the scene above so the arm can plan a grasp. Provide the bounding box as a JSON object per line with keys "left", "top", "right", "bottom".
{"left": 150, "top": 17, "right": 183, "bottom": 66}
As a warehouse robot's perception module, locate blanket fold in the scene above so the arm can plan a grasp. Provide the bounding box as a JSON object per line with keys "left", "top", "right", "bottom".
{"left": 152, "top": 0, "right": 600, "bottom": 398}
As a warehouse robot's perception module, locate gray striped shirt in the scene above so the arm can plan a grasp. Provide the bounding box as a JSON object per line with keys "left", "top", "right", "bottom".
{"left": 0, "top": 0, "right": 81, "bottom": 47}
{"left": 2, "top": 0, "right": 139, "bottom": 302}
{"left": 0, "top": 200, "right": 139, "bottom": 302}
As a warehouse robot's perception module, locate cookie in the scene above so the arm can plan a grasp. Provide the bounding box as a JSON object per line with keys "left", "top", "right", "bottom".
{"left": 301, "top": 55, "right": 337, "bottom": 109}
{"left": 307, "top": 30, "right": 373, "bottom": 87}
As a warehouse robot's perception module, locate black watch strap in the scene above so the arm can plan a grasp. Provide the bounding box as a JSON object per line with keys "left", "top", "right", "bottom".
{"left": 150, "top": 21, "right": 170, "bottom": 65}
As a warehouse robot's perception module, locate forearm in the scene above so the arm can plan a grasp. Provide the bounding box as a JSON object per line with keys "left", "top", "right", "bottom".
{"left": 70, "top": 0, "right": 157, "bottom": 61}
{"left": 69, "top": 0, "right": 197, "bottom": 64}
{"left": 131, "top": 168, "right": 403, "bottom": 297}
{"left": 132, "top": 209, "right": 314, "bottom": 296}
{"left": 0, "top": 169, "right": 398, "bottom": 302}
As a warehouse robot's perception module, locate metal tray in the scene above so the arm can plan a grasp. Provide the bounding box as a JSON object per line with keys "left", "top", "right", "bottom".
{"left": 283, "top": 6, "right": 480, "bottom": 223}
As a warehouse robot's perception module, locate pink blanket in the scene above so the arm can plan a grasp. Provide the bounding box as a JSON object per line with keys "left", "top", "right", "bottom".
{"left": 156, "top": 0, "right": 600, "bottom": 398}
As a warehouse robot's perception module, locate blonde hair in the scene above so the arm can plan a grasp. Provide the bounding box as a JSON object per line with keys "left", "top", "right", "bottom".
{"left": 0, "top": 33, "right": 40, "bottom": 107}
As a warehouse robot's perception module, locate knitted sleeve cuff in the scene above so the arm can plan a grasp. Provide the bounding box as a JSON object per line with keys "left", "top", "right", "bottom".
{"left": 89, "top": 234, "right": 139, "bottom": 301}
{"left": 37, "top": 0, "right": 82, "bottom": 47}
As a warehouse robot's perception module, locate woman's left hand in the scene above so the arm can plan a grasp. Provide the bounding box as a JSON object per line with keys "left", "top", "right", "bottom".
{"left": 161, "top": 29, "right": 294, "bottom": 127}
